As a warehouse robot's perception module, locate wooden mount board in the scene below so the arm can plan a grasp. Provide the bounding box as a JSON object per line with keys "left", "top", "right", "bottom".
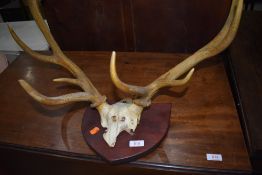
{"left": 82, "top": 103, "right": 171, "bottom": 164}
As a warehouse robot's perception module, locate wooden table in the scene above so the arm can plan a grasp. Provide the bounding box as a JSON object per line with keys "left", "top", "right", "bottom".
{"left": 0, "top": 52, "right": 251, "bottom": 175}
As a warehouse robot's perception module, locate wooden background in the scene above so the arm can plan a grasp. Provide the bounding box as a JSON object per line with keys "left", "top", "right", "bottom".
{"left": 42, "top": 0, "right": 231, "bottom": 52}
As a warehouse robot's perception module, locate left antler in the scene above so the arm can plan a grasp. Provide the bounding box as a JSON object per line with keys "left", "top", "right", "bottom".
{"left": 8, "top": 0, "right": 106, "bottom": 107}
{"left": 110, "top": 0, "right": 243, "bottom": 107}
{"left": 9, "top": 0, "right": 144, "bottom": 147}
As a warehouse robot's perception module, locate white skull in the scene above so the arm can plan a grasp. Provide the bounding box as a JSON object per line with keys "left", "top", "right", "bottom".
{"left": 97, "top": 99, "right": 143, "bottom": 147}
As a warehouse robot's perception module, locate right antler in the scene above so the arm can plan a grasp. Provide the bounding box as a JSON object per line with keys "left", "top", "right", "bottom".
{"left": 110, "top": 0, "right": 243, "bottom": 107}
{"left": 8, "top": 0, "right": 106, "bottom": 107}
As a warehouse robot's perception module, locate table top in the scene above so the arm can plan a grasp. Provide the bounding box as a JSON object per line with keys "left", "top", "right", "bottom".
{"left": 0, "top": 51, "right": 251, "bottom": 174}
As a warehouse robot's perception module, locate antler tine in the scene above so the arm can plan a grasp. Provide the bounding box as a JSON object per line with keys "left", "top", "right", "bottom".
{"left": 19, "top": 80, "right": 97, "bottom": 106}
{"left": 8, "top": 25, "right": 56, "bottom": 64}
{"left": 110, "top": 51, "right": 148, "bottom": 96}
{"left": 111, "top": 0, "right": 243, "bottom": 107}
{"left": 8, "top": 0, "right": 62, "bottom": 61}
{"left": 10, "top": 0, "right": 106, "bottom": 107}
{"left": 27, "top": 0, "right": 62, "bottom": 55}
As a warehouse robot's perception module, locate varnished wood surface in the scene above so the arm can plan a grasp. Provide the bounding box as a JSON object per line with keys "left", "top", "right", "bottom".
{"left": 0, "top": 52, "right": 251, "bottom": 174}
{"left": 43, "top": 0, "right": 231, "bottom": 52}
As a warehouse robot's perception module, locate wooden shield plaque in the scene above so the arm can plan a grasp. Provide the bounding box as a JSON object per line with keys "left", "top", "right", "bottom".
{"left": 82, "top": 103, "right": 171, "bottom": 163}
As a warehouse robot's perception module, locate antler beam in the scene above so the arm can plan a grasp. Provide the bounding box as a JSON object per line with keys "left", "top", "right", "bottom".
{"left": 110, "top": 0, "right": 243, "bottom": 107}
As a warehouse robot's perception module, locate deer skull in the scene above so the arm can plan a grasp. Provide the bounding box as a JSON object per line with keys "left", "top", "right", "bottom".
{"left": 98, "top": 99, "right": 143, "bottom": 147}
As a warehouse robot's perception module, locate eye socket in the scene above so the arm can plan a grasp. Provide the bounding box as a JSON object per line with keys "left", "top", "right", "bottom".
{"left": 121, "top": 99, "right": 132, "bottom": 104}
{"left": 112, "top": 115, "right": 117, "bottom": 122}
{"left": 120, "top": 116, "right": 126, "bottom": 122}
{"left": 131, "top": 119, "right": 134, "bottom": 125}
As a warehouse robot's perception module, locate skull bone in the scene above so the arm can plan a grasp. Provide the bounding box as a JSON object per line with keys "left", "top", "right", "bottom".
{"left": 97, "top": 99, "right": 143, "bottom": 147}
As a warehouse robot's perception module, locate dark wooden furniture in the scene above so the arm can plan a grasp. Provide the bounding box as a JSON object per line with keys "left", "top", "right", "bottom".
{"left": 0, "top": 0, "right": 30, "bottom": 22}
{"left": 42, "top": 0, "right": 231, "bottom": 52}
{"left": 244, "top": 0, "right": 262, "bottom": 10}
{"left": 0, "top": 52, "right": 251, "bottom": 174}
{"left": 228, "top": 11, "right": 262, "bottom": 173}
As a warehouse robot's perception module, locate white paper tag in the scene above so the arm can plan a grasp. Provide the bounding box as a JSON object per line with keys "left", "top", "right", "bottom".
{"left": 129, "top": 140, "right": 144, "bottom": 147}
{"left": 206, "top": 154, "right": 223, "bottom": 161}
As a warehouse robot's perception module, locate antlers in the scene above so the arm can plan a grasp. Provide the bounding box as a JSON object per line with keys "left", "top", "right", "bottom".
{"left": 8, "top": 0, "right": 243, "bottom": 108}
{"left": 8, "top": 0, "right": 243, "bottom": 148}
{"left": 110, "top": 0, "right": 243, "bottom": 107}
{"left": 8, "top": 0, "right": 106, "bottom": 107}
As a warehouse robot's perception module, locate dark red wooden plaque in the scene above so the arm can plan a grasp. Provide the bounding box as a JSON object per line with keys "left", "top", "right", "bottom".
{"left": 82, "top": 103, "right": 171, "bottom": 164}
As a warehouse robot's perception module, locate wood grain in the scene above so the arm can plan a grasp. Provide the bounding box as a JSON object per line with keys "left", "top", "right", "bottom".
{"left": 42, "top": 0, "right": 231, "bottom": 52}
{"left": 0, "top": 52, "right": 251, "bottom": 174}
